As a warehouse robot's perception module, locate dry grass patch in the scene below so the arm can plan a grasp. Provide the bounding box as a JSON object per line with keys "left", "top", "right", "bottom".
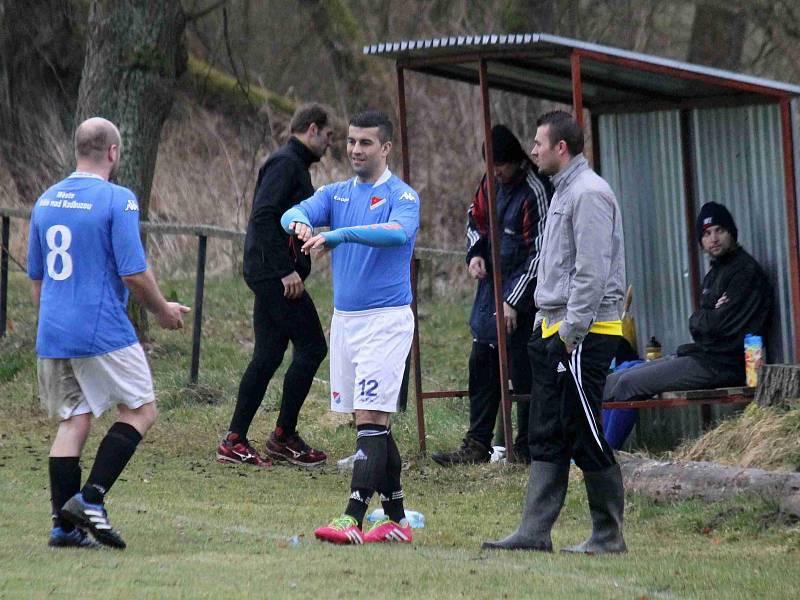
{"left": 677, "top": 403, "right": 800, "bottom": 471}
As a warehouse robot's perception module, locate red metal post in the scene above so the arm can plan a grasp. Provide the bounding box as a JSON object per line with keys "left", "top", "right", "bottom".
{"left": 571, "top": 51, "right": 584, "bottom": 128}
{"left": 397, "top": 65, "right": 427, "bottom": 453}
{"left": 589, "top": 112, "right": 601, "bottom": 173}
{"left": 478, "top": 58, "right": 515, "bottom": 461}
{"left": 680, "top": 110, "right": 701, "bottom": 307}
{"left": 780, "top": 99, "right": 800, "bottom": 361}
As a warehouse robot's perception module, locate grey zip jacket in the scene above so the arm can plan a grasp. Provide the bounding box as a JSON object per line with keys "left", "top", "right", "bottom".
{"left": 534, "top": 154, "right": 626, "bottom": 347}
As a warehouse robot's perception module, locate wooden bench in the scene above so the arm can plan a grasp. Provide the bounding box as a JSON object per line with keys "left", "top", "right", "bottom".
{"left": 601, "top": 386, "right": 755, "bottom": 410}
{"left": 601, "top": 386, "right": 755, "bottom": 429}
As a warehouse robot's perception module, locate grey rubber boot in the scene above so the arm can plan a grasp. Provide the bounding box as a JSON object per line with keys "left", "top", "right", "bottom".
{"left": 481, "top": 461, "right": 569, "bottom": 551}
{"left": 561, "top": 464, "right": 627, "bottom": 554}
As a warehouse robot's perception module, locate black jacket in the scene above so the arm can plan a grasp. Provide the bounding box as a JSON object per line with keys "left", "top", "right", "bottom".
{"left": 677, "top": 246, "right": 772, "bottom": 368}
{"left": 466, "top": 162, "right": 552, "bottom": 344}
{"left": 243, "top": 137, "right": 319, "bottom": 283}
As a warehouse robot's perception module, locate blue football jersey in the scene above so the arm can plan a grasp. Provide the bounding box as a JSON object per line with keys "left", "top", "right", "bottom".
{"left": 298, "top": 169, "right": 419, "bottom": 311}
{"left": 27, "top": 173, "right": 147, "bottom": 358}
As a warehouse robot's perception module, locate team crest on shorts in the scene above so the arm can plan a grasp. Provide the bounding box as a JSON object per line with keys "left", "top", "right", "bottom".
{"left": 369, "top": 196, "right": 386, "bottom": 210}
{"left": 332, "top": 391, "right": 341, "bottom": 404}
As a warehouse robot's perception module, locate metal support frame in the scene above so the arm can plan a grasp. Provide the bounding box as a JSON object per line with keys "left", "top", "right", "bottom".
{"left": 679, "top": 110, "right": 702, "bottom": 307}
{"left": 780, "top": 99, "right": 800, "bottom": 360}
{"left": 479, "top": 58, "right": 515, "bottom": 461}
{"left": 398, "top": 66, "right": 429, "bottom": 454}
{"left": 189, "top": 235, "right": 207, "bottom": 385}
{"left": 571, "top": 51, "right": 584, "bottom": 127}
{"left": 387, "top": 43, "right": 800, "bottom": 454}
{"left": 0, "top": 216, "right": 9, "bottom": 338}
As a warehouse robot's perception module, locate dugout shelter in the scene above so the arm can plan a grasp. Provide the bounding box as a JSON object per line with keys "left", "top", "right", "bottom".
{"left": 364, "top": 34, "right": 800, "bottom": 457}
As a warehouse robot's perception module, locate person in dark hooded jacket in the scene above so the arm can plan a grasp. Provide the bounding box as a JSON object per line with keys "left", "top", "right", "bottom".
{"left": 603, "top": 202, "right": 772, "bottom": 411}
{"left": 432, "top": 125, "right": 551, "bottom": 466}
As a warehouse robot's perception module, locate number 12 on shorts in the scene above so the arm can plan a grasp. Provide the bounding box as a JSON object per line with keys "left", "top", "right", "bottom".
{"left": 358, "top": 379, "right": 379, "bottom": 400}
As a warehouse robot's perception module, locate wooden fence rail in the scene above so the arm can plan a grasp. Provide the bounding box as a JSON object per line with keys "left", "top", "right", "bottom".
{"left": 0, "top": 206, "right": 459, "bottom": 387}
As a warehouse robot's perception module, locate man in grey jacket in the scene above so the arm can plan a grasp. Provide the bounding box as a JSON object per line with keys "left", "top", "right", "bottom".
{"left": 483, "top": 110, "right": 627, "bottom": 554}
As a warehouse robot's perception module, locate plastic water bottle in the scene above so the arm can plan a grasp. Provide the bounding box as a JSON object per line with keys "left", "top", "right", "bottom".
{"left": 366, "top": 508, "right": 425, "bottom": 528}
{"left": 490, "top": 446, "right": 506, "bottom": 463}
{"left": 337, "top": 453, "right": 356, "bottom": 472}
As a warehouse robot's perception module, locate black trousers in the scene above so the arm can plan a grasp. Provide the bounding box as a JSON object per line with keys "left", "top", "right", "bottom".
{"left": 228, "top": 278, "right": 327, "bottom": 438}
{"left": 466, "top": 320, "right": 532, "bottom": 451}
{"left": 527, "top": 326, "right": 617, "bottom": 471}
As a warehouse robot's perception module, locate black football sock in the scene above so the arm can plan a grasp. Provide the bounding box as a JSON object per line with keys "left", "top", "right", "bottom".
{"left": 380, "top": 431, "right": 406, "bottom": 523}
{"left": 82, "top": 422, "right": 142, "bottom": 505}
{"left": 344, "top": 424, "right": 388, "bottom": 527}
{"left": 49, "top": 456, "right": 81, "bottom": 531}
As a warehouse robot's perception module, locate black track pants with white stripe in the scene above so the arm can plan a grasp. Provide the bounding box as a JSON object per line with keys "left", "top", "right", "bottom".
{"left": 527, "top": 326, "right": 618, "bottom": 471}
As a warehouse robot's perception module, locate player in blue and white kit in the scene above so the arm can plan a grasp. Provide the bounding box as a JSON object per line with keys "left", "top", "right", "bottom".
{"left": 27, "top": 117, "right": 189, "bottom": 549}
{"left": 281, "top": 110, "right": 420, "bottom": 545}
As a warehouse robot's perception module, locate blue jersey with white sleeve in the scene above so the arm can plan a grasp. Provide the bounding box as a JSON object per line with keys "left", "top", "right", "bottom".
{"left": 288, "top": 170, "right": 419, "bottom": 311}
{"left": 27, "top": 173, "right": 148, "bottom": 358}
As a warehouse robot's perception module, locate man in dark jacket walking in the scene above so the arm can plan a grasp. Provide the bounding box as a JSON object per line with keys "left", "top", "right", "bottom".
{"left": 217, "top": 104, "right": 333, "bottom": 467}
{"left": 603, "top": 202, "right": 771, "bottom": 408}
{"left": 432, "top": 125, "right": 551, "bottom": 467}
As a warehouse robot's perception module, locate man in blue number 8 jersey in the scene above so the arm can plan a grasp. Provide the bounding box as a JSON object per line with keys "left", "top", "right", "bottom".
{"left": 281, "top": 109, "right": 419, "bottom": 545}
{"left": 27, "top": 117, "right": 189, "bottom": 549}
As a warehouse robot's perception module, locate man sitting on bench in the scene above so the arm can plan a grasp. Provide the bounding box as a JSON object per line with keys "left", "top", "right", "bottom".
{"left": 603, "top": 202, "right": 772, "bottom": 410}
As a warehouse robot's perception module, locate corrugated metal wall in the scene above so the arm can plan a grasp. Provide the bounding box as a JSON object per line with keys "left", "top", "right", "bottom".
{"left": 598, "top": 104, "right": 795, "bottom": 448}
{"left": 598, "top": 111, "right": 694, "bottom": 355}
{"left": 692, "top": 104, "right": 794, "bottom": 363}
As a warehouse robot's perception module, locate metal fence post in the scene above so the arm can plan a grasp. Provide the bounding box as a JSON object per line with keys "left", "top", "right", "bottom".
{"left": 189, "top": 235, "right": 207, "bottom": 384}
{"left": 1, "top": 216, "right": 9, "bottom": 338}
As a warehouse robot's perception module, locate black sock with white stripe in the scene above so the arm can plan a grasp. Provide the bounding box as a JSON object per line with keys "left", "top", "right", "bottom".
{"left": 345, "top": 424, "right": 388, "bottom": 527}
{"left": 49, "top": 456, "right": 81, "bottom": 532}
{"left": 380, "top": 431, "right": 406, "bottom": 523}
{"left": 82, "top": 422, "right": 142, "bottom": 505}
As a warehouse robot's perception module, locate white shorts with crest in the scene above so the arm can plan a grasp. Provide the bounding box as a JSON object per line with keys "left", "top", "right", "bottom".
{"left": 329, "top": 305, "right": 414, "bottom": 414}
{"left": 38, "top": 343, "right": 155, "bottom": 421}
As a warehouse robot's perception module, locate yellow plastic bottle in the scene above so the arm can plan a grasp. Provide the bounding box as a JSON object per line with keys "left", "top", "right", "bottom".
{"left": 645, "top": 336, "right": 662, "bottom": 361}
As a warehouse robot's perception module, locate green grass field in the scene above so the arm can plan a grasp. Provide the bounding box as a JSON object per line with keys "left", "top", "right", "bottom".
{"left": 1, "top": 270, "right": 799, "bottom": 599}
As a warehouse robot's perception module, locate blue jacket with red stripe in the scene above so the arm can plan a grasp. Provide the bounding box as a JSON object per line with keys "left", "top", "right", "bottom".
{"left": 466, "top": 161, "right": 551, "bottom": 344}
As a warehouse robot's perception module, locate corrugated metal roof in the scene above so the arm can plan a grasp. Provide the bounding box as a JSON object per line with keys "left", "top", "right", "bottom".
{"left": 364, "top": 33, "right": 800, "bottom": 109}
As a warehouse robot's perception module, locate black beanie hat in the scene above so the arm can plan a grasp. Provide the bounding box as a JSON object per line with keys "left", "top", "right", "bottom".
{"left": 696, "top": 202, "right": 738, "bottom": 244}
{"left": 490, "top": 125, "right": 526, "bottom": 164}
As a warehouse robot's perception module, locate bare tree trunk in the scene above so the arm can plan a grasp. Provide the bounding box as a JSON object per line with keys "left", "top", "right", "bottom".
{"left": 298, "top": 0, "right": 393, "bottom": 116}
{"left": 688, "top": 1, "right": 746, "bottom": 69}
{"left": 619, "top": 454, "right": 800, "bottom": 518}
{"left": 755, "top": 365, "right": 800, "bottom": 410}
{"left": 76, "top": 0, "right": 186, "bottom": 218}
{"left": 0, "top": 0, "right": 84, "bottom": 201}
{"left": 76, "top": 0, "right": 186, "bottom": 340}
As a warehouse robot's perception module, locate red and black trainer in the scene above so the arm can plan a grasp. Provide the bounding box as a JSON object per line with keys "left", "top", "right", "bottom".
{"left": 314, "top": 515, "right": 364, "bottom": 545}
{"left": 364, "top": 517, "right": 413, "bottom": 544}
{"left": 216, "top": 433, "right": 273, "bottom": 467}
{"left": 265, "top": 431, "right": 327, "bottom": 467}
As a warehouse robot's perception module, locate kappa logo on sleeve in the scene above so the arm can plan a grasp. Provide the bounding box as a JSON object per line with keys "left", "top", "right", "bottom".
{"left": 399, "top": 191, "right": 417, "bottom": 202}
{"left": 125, "top": 198, "right": 139, "bottom": 212}
{"left": 369, "top": 196, "right": 386, "bottom": 210}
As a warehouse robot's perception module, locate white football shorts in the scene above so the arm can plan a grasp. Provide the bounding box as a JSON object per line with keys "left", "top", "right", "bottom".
{"left": 38, "top": 343, "right": 155, "bottom": 421}
{"left": 329, "top": 305, "right": 414, "bottom": 414}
